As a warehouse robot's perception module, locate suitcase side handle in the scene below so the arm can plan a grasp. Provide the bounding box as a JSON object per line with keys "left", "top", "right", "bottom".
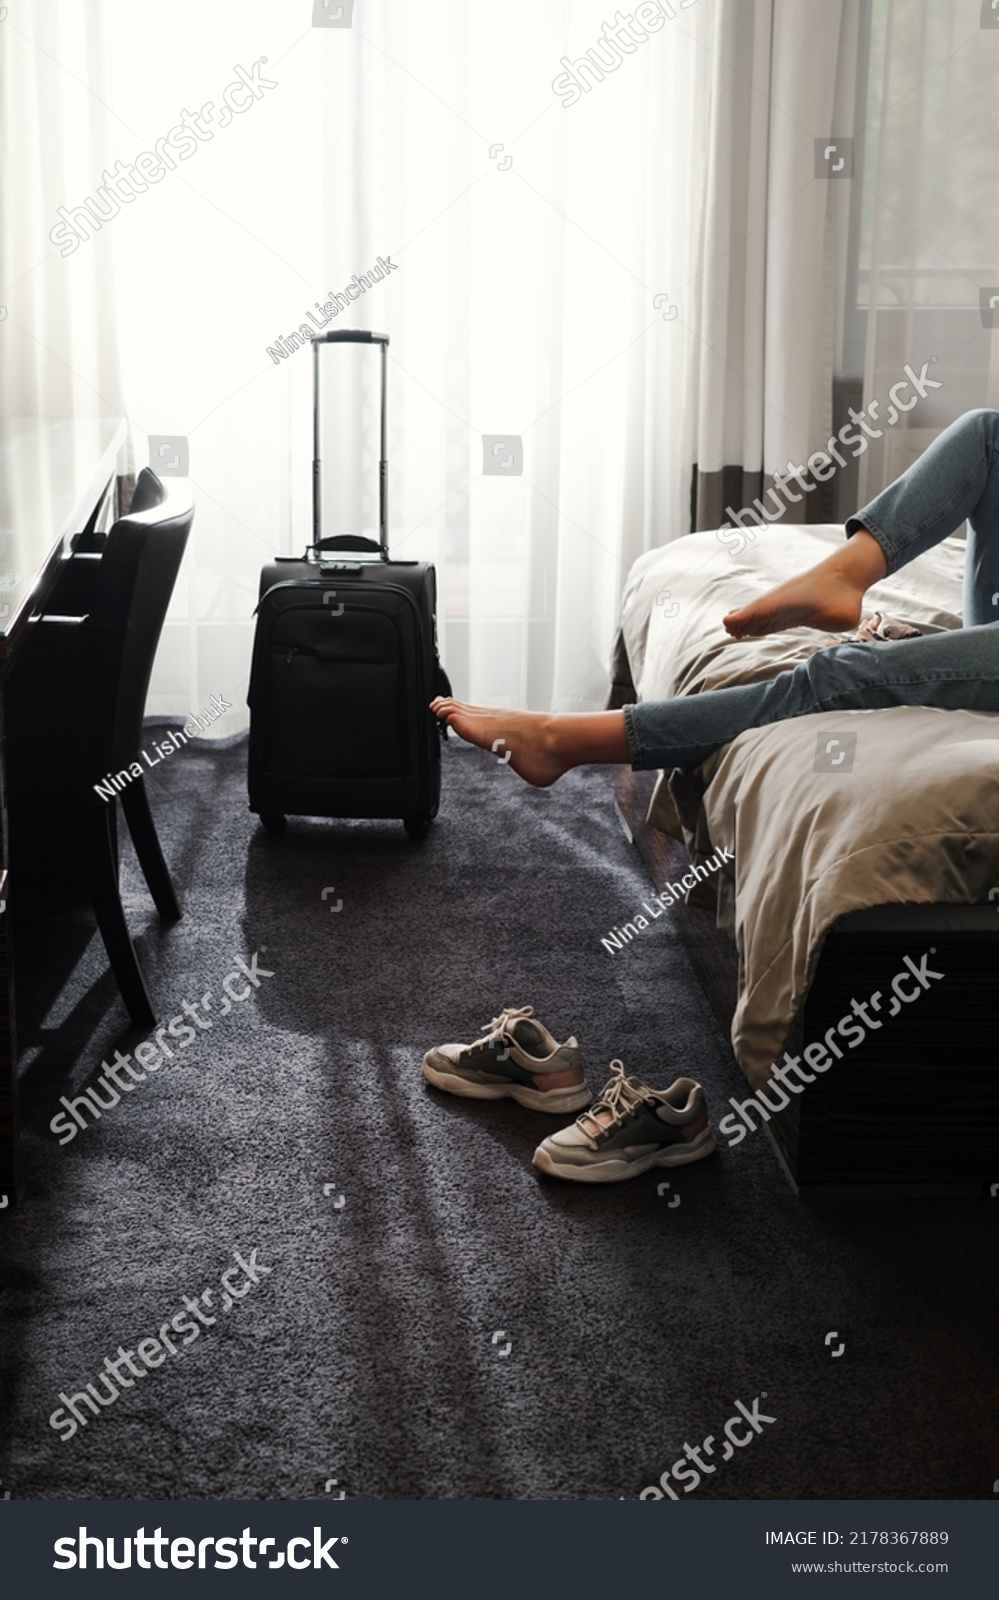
{"left": 312, "top": 334, "right": 389, "bottom": 558}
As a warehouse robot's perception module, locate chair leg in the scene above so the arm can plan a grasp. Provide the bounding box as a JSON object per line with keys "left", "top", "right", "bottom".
{"left": 121, "top": 776, "right": 181, "bottom": 921}
{"left": 82, "top": 808, "right": 156, "bottom": 1030}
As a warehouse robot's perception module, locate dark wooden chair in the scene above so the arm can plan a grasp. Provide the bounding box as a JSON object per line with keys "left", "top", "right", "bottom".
{"left": 6, "top": 469, "right": 194, "bottom": 1029}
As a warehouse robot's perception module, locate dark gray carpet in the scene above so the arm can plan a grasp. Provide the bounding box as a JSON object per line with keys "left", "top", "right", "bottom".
{"left": 1, "top": 735, "right": 997, "bottom": 1500}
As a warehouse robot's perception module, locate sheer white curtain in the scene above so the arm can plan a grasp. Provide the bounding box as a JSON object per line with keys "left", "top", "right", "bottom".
{"left": 4, "top": 0, "right": 716, "bottom": 731}
{"left": 688, "top": 0, "right": 863, "bottom": 529}
{"left": 849, "top": 0, "right": 999, "bottom": 504}
{"left": 0, "top": 4, "right": 126, "bottom": 423}
{"left": 9, "top": 3, "right": 989, "bottom": 723}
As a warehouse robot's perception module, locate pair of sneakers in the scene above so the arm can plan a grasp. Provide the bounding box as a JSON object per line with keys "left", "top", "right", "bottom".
{"left": 421, "top": 1005, "right": 717, "bottom": 1184}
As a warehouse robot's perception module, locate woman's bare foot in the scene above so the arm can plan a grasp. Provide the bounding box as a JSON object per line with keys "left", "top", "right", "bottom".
{"left": 722, "top": 528, "right": 888, "bottom": 639}
{"left": 430, "top": 699, "right": 631, "bottom": 787}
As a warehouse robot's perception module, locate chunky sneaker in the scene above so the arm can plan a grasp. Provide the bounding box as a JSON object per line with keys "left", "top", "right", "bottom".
{"left": 532, "top": 1060, "right": 716, "bottom": 1182}
{"left": 421, "top": 1005, "right": 592, "bottom": 1114}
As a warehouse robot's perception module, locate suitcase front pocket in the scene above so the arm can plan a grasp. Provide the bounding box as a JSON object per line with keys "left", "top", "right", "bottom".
{"left": 265, "top": 608, "right": 413, "bottom": 780}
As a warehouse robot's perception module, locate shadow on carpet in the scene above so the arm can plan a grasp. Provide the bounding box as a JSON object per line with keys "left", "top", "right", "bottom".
{"left": 1, "top": 736, "right": 996, "bottom": 1500}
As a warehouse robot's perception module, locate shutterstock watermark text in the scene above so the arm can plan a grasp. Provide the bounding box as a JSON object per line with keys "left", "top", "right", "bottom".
{"left": 50, "top": 60, "right": 278, "bottom": 256}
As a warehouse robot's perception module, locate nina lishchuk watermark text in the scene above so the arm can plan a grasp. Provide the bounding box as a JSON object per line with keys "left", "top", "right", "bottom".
{"left": 602, "top": 847, "right": 733, "bottom": 953}
{"left": 266, "top": 256, "right": 397, "bottom": 364}
{"left": 94, "top": 694, "right": 231, "bottom": 801}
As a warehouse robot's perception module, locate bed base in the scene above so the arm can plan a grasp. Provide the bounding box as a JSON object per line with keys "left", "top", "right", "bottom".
{"left": 613, "top": 766, "right": 999, "bottom": 1198}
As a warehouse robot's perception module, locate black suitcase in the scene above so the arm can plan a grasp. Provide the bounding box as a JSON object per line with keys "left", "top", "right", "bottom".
{"left": 247, "top": 330, "right": 449, "bottom": 840}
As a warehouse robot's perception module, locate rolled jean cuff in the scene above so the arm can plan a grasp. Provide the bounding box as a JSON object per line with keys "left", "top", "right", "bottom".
{"left": 622, "top": 702, "right": 643, "bottom": 767}
{"left": 843, "top": 512, "right": 896, "bottom": 570}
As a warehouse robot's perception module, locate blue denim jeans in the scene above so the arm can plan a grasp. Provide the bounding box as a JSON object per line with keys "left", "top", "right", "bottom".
{"left": 624, "top": 408, "right": 999, "bottom": 770}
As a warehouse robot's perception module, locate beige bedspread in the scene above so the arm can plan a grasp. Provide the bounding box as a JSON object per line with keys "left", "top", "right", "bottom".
{"left": 619, "top": 523, "right": 999, "bottom": 1088}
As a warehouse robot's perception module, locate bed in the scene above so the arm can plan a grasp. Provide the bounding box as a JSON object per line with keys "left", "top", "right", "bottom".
{"left": 613, "top": 522, "right": 999, "bottom": 1193}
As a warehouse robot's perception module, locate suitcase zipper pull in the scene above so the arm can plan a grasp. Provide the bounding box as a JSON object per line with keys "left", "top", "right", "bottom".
{"left": 285, "top": 646, "right": 296, "bottom": 666}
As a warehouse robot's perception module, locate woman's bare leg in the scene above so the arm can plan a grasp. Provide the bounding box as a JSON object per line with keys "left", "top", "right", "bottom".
{"left": 434, "top": 418, "right": 999, "bottom": 786}
{"left": 430, "top": 700, "right": 629, "bottom": 788}
{"left": 434, "top": 618, "right": 999, "bottom": 787}
{"left": 722, "top": 527, "right": 888, "bottom": 638}
{"left": 432, "top": 526, "right": 887, "bottom": 783}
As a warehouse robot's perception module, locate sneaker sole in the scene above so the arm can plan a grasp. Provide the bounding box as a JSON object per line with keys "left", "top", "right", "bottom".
{"left": 532, "top": 1128, "right": 717, "bottom": 1183}
{"left": 421, "top": 1055, "right": 592, "bottom": 1115}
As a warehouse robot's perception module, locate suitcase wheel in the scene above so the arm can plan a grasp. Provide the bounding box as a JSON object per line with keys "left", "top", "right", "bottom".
{"left": 403, "top": 814, "right": 433, "bottom": 842}
{"left": 259, "top": 812, "right": 288, "bottom": 836}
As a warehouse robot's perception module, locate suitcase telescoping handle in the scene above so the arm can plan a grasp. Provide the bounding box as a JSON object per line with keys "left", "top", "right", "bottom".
{"left": 310, "top": 330, "right": 389, "bottom": 562}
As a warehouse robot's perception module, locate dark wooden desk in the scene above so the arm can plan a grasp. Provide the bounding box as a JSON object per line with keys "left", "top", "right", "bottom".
{"left": 0, "top": 416, "right": 127, "bottom": 1208}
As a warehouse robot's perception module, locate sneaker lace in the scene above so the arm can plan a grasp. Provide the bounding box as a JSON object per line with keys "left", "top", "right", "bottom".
{"left": 578, "top": 1059, "right": 649, "bottom": 1132}
{"left": 466, "top": 1004, "right": 536, "bottom": 1055}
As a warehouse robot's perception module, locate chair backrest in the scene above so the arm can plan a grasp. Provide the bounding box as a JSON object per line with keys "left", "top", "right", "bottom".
{"left": 85, "top": 468, "right": 194, "bottom": 769}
